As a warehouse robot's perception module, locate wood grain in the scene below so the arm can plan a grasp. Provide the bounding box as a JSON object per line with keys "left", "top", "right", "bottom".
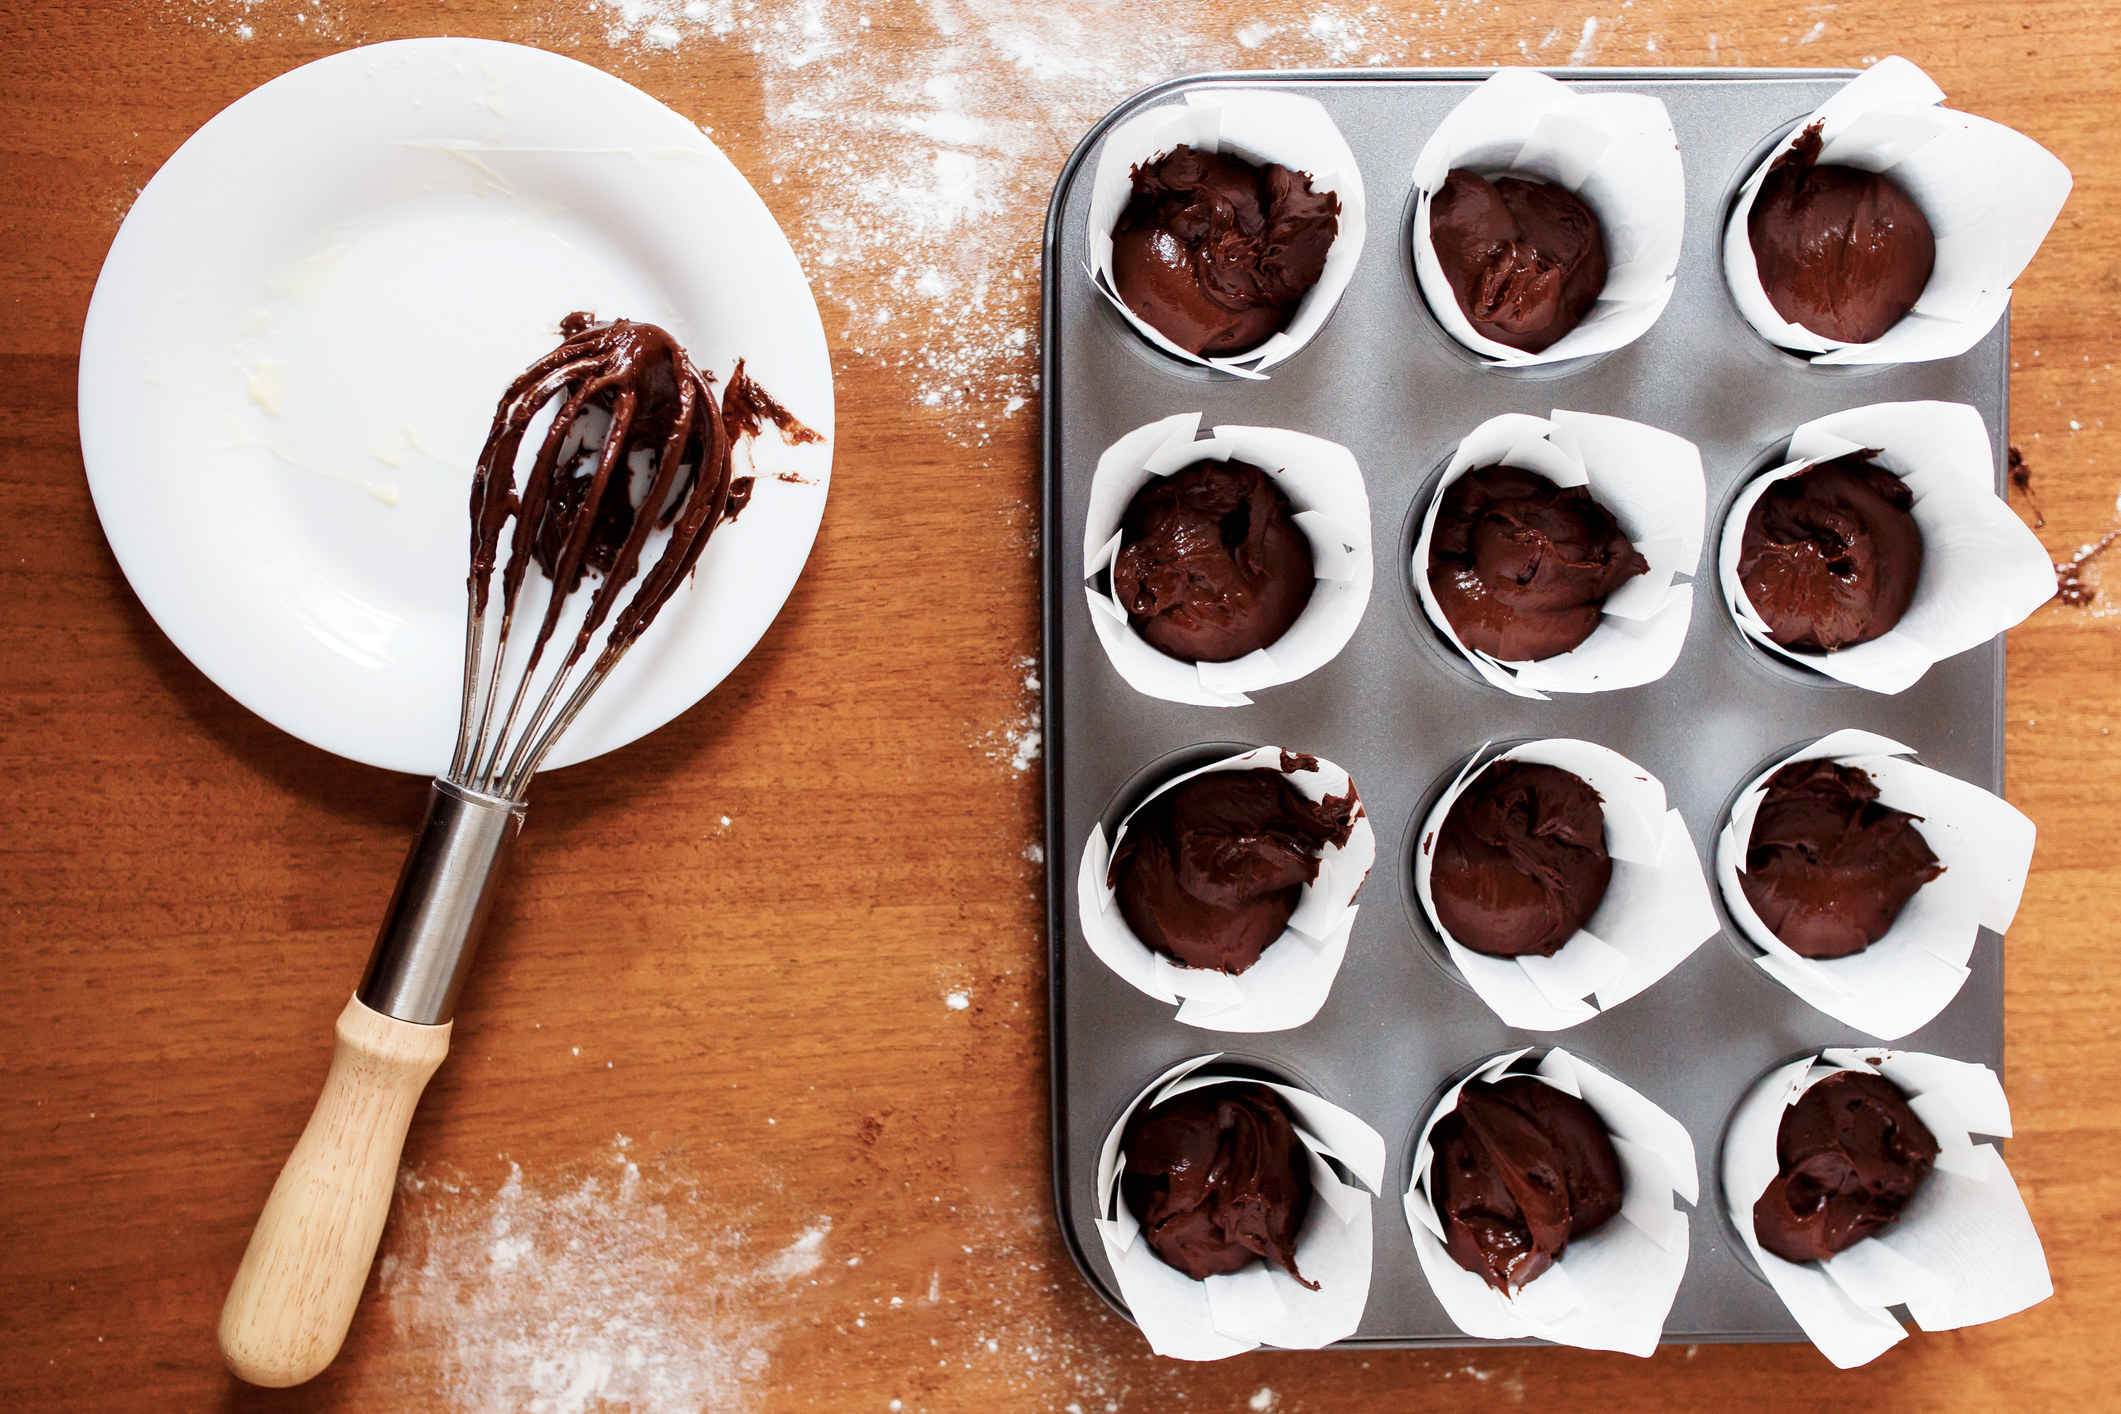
{"left": 2, "top": 1, "right": 2116, "bottom": 1409}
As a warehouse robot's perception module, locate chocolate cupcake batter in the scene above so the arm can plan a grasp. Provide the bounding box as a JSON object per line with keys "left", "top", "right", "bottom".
{"left": 1747, "top": 122, "right": 1936, "bottom": 345}
{"left": 1109, "top": 757, "right": 1360, "bottom": 974}
{"left": 1122, "top": 1081, "right": 1317, "bottom": 1285}
{"left": 1753, "top": 1068, "right": 1939, "bottom": 1264}
{"left": 1429, "top": 1074, "right": 1624, "bottom": 1293}
{"left": 1431, "top": 761, "right": 1611, "bottom": 959}
{"left": 1427, "top": 466, "right": 1648, "bottom": 661}
{"left": 1110, "top": 144, "right": 1341, "bottom": 357}
{"left": 1740, "top": 758, "right": 1944, "bottom": 960}
{"left": 1737, "top": 453, "right": 1924, "bottom": 653}
{"left": 1113, "top": 460, "right": 1317, "bottom": 663}
{"left": 1429, "top": 168, "right": 1609, "bottom": 354}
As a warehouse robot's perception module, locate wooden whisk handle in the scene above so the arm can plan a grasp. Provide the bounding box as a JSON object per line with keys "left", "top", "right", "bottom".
{"left": 218, "top": 996, "right": 450, "bottom": 1386}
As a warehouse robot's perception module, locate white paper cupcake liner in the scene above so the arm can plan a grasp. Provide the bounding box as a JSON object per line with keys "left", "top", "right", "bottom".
{"left": 1414, "top": 739, "right": 1719, "bottom": 1031}
{"left": 1717, "top": 729, "right": 2035, "bottom": 1040}
{"left": 1084, "top": 413, "right": 1373, "bottom": 707}
{"left": 1078, "top": 746, "right": 1376, "bottom": 1033}
{"left": 1722, "top": 1048, "right": 2051, "bottom": 1368}
{"left": 1409, "top": 67, "right": 1683, "bottom": 368}
{"left": 1096, "top": 1054, "right": 1388, "bottom": 1360}
{"left": 1413, "top": 410, "right": 1702, "bottom": 699}
{"left": 1086, "top": 89, "right": 1366, "bottom": 378}
{"left": 1723, "top": 56, "right": 2071, "bottom": 364}
{"left": 1403, "top": 1048, "right": 1697, "bottom": 1356}
{"left": 1718, "top": 400, "right": 2055, "bottom": 696}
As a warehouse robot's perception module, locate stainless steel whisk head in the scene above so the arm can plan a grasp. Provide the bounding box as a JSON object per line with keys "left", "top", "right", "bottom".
{"left": 452, "top": 311, "right": 737, "bottom": 801}
{"left": 359, "top": 312, "right": 737, "bottom": 1025}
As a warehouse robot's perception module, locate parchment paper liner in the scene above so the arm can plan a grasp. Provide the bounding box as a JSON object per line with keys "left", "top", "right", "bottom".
{"left": 1096, "top": 1054, "right": 1388, "bottom": 1360}
{"left": 1716, "top": 729, "right": 2034, "bottom": 1040}
{"left": 1413, "top": 410, "right": 1702, "bottom": 699}
{"left": 1403, "top": 1047, "right": 1697, "bottom": 1356}
{"left": 1414, "top": 740, "right": 1719, "bottom": 1031}
{"left": 1721, "top": 1048, "right": 2050, "bottom": 1368}
{"left": 1085, "top": 413, "right": 1373, "bottom": 706}
{"left": 1409, "top": 67, "right": 1683, "bottom": 368}
{"left": 1087, "top": 89, "right": 1366, "bottom": 378}
{"left": 1717, "top": 400, "right": 2053, "bottom": 695}
{"left": 1079, "top": 747, "right": 1376, "bottom": 1032}
{"left": 1722, "top": 55, "right": 2071, "bottom": 365}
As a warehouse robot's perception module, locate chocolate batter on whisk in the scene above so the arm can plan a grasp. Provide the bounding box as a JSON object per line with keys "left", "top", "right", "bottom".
{"left": 456, "top": 313, "right": 815, "bottom": 797}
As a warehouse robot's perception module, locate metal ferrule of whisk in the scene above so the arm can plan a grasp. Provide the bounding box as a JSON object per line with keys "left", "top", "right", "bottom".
{"left": 358, "top": 315, "right": 737, "bottom": 1027}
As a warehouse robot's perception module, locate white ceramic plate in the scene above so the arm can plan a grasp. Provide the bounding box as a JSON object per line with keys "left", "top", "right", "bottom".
{"left": 79, "top": 38, "right": 834, "bottom": 775}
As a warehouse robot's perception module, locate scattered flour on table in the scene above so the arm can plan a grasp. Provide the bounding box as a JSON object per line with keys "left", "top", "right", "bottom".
{"left": 380, "top": 1136, "right": 829, "bottom": 1414}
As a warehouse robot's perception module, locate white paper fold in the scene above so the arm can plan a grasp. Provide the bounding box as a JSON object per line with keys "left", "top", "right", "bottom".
{"left": 1409, "top": 68, "right": 1683, "bottom": 367}
{"left": 1085, "top": 414, "right": 1374, "bottom": 706}
{"left": 1414, "top": 740, "right": 1719, "bottom": 1031}
{"left": 1723, "top": 56, "right": 2071, "bottom": 364}
{"left": 1719, "top": 401, "right": 2054, "bottom": 695}
{"left": 1717, "top": 729, "right": 2036, "bottom": 1039}
{"left": 1078, "top": 747, "right": 1376, "bottom": 1032}
{"left": 1413, "top": 411, "right": 1702, "bottom": 698}
{"left": 1098, "top": 1054, "right": 1387, "bottom": 1359}
{"left": 1722, "top": 1049, "right": 2050, "bottom": 1368}
{"left": 1086, "top": 89, "right": 1366, "bottom": 377}
{"left": 1403, "top": 1048, "right": 1697, "bottom": 1356}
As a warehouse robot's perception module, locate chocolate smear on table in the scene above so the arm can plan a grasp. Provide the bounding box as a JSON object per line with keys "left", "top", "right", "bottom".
{"left": 2007, "top": 445, "right": 2043, "bottom": 528}
{"left": 1740, "top": 758, "right": 1944, "bottom": 959}
{"left": 1122, "top": 1081, "right": 1317, "bottom": 1286}
{"left": 1111, "top": 144, "right": 1340, "bottom": 357}
{"left": 1427, "top": 465, "right": 1647, "bottom": 661}
{"left": 1429, "top": 168, "right": 1609, "bottom": 354}
{"left": 1109, "top": 758, "right": 1359, "bottom": 974}
{"left": 1747, "top": 121, "right": 1936, "bottom": 345}
{"left": 1430, "top": 1074, "right": 1624, "bottom": 1293}
{"left": 1113, "top": 459, "right": 1317, "bottom": 663}
{"left": 1753, "top": 1069, "right": 1939, "bottom": 1263}
{"left": 1431, "top": 760, "right": 1611, "bottom": 959}
{"left": 1737, "top": 452, "right": 1924, "bottom": 652}
{"left": 2056, "top": 531, "right": 2119, "bottom": 607}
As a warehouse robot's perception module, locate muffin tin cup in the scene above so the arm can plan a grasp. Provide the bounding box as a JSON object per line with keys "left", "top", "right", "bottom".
{"left": 1086, "top": 88, "right": 1368, "bottom": 378}
{"left": 1413, "top": 738, "right": 1719, "bottom": 1031}
{"left": 1718, "top": 1048, "right": 2051, "bottom": 1369}
{"left": 1715, "top": 729, "right": 2035, "bottom": 1040}
{"left": 1094, "top": 1053, "right": 1388, "bottom": 1359}
{"left": 1716, "top": 400, "right": 2055, "bottom": 695}
{"left": 1084, "top": 413, "right": 1374, "bottom": 706}
{"left": 1409, "top": 67, "right": 1685, "bottom": 368}
{"left": 1722, "top": 55, "right": 2073, "bottom": 365}
{"left": 1403, "top": 1047, "right": 1698, "bottom": 1356}
{"left": 1077, "top": 745, "right": 1376, "bottom": 1033}
{"left": 1412, "top": 409, "right": 1705, "bottom": 698}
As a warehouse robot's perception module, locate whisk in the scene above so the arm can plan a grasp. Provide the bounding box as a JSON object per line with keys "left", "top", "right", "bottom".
{"left": 219, "top": 313, "right": 742, "bottom": 1387}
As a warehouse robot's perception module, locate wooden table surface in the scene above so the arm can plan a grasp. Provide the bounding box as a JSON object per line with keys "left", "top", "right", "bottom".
{"left": 4, "top": 1, "right": 2116, "bottom": 1409}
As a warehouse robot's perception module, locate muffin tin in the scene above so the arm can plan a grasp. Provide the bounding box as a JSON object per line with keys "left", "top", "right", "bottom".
{"left": 1041, "top": 68, "right": 2011, "bottom": 1348}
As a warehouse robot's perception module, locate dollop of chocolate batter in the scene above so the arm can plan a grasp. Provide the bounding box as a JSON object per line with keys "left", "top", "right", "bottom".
{"left": 1429, "top": 169, "right": 1609, "bottom": 354}
{"left": 1430, "top": 1074, "right": 1624, "bottom": 1293}
{"left": 1431, "top": 761, "right": 1611, "bottom": 959}
{"left": 1753, "top": 1068, "right": 1939, "bottom": 1264}
{"left": 1740, "top": 758, "right": 1944, "bottom": 960}
{"left": 1113, "top": 460, "right": 1317, "bottom": 664}
{"left": 1111, "top": 144, "right": 1341, "bottom": 357}
{"left": 1109, "top": 757, "right": 1360, "bottom": 974}
{"left": 1747, "top": 122, "right": 1936, "bottom": 346}
{"left": 1121, "top": 1081, "right": 1317, "bottom": 1286}
{"left": 1427, "top": 466, "right": 1647, "bottom": 661}
{"left": 1738, "top": 453, "right": 1924, "bottom": 653}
